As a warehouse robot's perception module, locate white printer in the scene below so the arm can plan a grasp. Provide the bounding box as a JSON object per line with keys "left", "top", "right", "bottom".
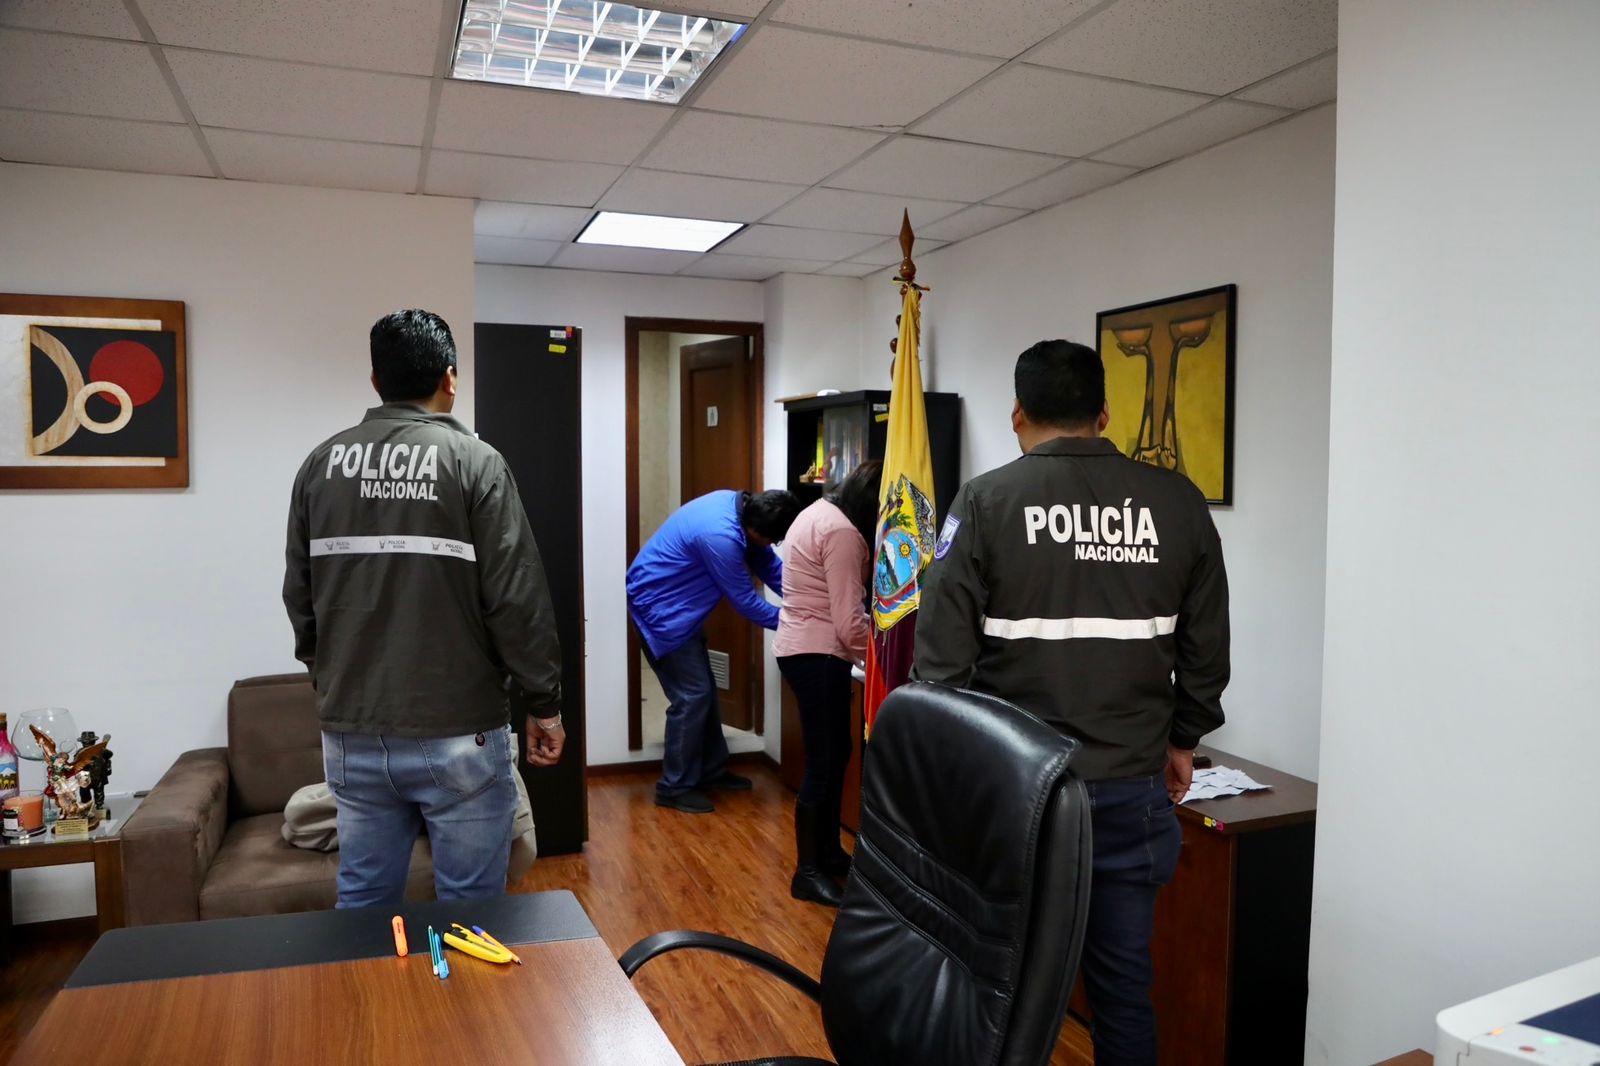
{"left": 1436, "top": 956, "right": 1600, "bottom": 1065}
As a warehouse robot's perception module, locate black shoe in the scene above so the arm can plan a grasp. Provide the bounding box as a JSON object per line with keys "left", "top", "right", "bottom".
{"left": 655, "top": 790, "right": 714, "bottom": 814}
{"left": 791, "top": 867, "right": 843, "bottom": 907}
{"left": 703, "top": 771, "right": 753, "bottom": 792}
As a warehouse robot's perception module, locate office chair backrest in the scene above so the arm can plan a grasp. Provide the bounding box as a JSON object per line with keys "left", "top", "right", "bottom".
{"left": 818, "top": 683, "right": 1091, "bottom": 1066}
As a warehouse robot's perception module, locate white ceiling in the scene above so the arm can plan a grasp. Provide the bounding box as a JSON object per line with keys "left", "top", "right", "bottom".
{"left": 0, "top": 0, "right": 1337, "bottom": 281}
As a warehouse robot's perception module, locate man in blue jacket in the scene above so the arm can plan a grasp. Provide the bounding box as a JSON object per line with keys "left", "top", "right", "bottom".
{"left": 629, "top": 489, "right": 801, "bottom": 813}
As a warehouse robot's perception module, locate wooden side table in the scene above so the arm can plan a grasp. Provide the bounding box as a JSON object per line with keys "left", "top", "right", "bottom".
{"left": 1070, "top": 748, "right": 1318, "bottom": 1065}
{"left": 0, "top": 793, "right": 140, "bottom": 957}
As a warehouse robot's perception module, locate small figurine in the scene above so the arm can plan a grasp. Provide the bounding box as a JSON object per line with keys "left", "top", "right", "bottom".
{"left": 77, "top": 730, "right": 113, "bottom": 809}
{"left": 31, "top": 726, "right": 109, "bottom": 825}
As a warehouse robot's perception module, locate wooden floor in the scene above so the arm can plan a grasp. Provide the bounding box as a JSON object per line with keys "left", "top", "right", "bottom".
{"left": 1, "top": 764, "right": 1093, "bottom": 1065}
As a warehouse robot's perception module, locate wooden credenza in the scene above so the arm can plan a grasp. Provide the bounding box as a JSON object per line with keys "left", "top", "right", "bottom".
{"left": 778, "top": 678, "right": 865, "bottom": 832}
{"left": 1070, "top": 746, "right": 1318, "bottom": 1065}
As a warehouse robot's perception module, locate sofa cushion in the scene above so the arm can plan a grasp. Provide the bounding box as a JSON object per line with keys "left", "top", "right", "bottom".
{"left": 228, "top": 673, "right": 324, "bottom": 818}
{"left": 198, "top": 812, "right": 434, "bottom": 920}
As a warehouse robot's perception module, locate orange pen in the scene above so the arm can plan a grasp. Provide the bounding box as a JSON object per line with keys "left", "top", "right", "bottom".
{"left": 391, "top": 915, "right": 409, "bottom": 957}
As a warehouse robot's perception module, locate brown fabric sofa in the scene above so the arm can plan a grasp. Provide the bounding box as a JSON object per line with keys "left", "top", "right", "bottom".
{"left": 120, "top": 673, "right": 433, "bottom": 925}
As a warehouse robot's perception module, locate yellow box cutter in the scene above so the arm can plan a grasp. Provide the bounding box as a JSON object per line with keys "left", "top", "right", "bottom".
{"left": 443, "top": 924, "right": 515, "bottom": 965}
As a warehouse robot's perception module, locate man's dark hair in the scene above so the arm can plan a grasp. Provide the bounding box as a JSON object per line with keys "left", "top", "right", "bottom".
{"left": 827, "top": 459, "right": 883, "bottom": 547}
{"left": 743, "top": 490, "right": 803, "bottom": 543}
{"left": 1015, "top": 339, "right": 1105, "bottom": 428}
{"left": 370, "top": 310, "right": 457, "bottom": 402}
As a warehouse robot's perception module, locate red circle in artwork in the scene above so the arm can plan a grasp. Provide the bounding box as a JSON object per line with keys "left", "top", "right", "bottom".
{"left": 88, "top": 340, "right": 165, "bottom": 408}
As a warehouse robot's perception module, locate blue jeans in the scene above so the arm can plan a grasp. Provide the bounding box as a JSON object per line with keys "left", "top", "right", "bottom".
{"left": 1080, "top": 773, "right": 1183, "bottom": 1066}
{"left": 644, "top": 630, "right": 729, "bottom": 797}
{"left": 322, "top": 726, "right": 517, "bottom": 909}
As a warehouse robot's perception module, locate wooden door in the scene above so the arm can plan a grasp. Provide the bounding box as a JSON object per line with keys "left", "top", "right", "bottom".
{"left": 474, "top": 323, "right": 587, "bottom": 853}
{"left": 680, "top": 336, "right": 758, "bottom": 731}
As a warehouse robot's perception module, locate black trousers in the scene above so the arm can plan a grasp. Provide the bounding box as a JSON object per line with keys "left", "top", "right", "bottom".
{"left": 776, "top": 653, "right": 854, "bottom": 808}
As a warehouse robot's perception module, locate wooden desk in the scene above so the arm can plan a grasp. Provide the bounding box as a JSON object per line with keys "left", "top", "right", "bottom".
{"left": 1071, "top": 747, "right": 1318, "bottom": 1066}
{"left": 0, "top": 794, "right": 138, "bottom": 957}
{"left": 17, "top": 891, "right": 683, "bottom": 1066}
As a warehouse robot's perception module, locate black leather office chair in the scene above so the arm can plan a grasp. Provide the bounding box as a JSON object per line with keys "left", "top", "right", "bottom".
{"left": 619, "top": 682, "right": 1093, "bottom": 1066}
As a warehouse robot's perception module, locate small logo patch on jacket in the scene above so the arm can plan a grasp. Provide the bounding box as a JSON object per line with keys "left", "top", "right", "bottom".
{"left": 934, "top": 514, "right": 961, "bottom": 560}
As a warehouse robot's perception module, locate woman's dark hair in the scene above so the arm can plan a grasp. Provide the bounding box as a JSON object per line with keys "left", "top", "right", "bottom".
{"left": 370, "top": 309, "right": 457, "bottom": 402}
{"left": 828, "top": 459, "right": 883, "bottom": 547}
{"left": 743, "top": 490, "right": 803, "bottom": 543}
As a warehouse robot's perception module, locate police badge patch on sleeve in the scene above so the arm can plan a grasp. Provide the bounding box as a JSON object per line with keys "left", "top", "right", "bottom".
{"left": 934, "top": 514, "right": 962, "bottom": 560}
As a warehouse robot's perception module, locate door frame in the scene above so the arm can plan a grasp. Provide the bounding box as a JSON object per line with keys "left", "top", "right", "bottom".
{"left": 624, "top": 317, "right": 766, "bottom": 751}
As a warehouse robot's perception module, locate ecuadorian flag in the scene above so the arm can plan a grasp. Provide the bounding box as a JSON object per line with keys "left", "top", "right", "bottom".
{"left": 863, "top": 280, "right": 935, "bottom": 737}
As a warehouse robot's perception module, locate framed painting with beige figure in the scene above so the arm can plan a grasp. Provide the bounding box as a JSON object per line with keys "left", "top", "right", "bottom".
{"left": 0, "top": 292, "right": 189, "bottom": 489}
{"left": 1097, "top": 284, "right": 1236, "bottom": 505}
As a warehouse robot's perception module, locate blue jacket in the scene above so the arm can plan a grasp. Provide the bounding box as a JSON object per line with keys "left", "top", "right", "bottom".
{"left": 627, "top": 490, "right": 784, "bottom": 658}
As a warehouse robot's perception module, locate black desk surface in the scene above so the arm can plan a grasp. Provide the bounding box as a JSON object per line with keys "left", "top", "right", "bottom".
{"left": 68, "top": 889, "right": 596, "bottom": 989}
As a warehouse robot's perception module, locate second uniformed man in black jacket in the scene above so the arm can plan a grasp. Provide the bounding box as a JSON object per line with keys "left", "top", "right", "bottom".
{"left": 913, "top": 339, "right": 1230, "bottom": 1066}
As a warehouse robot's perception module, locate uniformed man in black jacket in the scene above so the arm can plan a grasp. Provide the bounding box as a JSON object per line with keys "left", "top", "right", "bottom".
{"left": 284, "top": 310, "right": 566, "bottom": 907}
{"left": 914, "top": 339, "right": 1230, "bottom": 1066}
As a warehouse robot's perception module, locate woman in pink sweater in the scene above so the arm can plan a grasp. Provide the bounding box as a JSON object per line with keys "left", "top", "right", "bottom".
{"left": 773, "top": 460, "right": 881, "bottom": 907}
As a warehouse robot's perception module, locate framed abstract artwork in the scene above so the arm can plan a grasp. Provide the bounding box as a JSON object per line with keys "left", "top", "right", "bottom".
{"left": 0, "top": 293, "right": 188, "bottom": 489}
{"left": 1097, "top": 284, "right": 1236, "bottom": 505}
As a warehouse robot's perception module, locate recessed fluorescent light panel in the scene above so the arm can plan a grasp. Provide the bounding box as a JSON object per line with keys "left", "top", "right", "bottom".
{"left": 453, "top": 1, "right": 746, "bottom": 104}
{"left": 576, "top": 211, "right": 743, "bottom": 252}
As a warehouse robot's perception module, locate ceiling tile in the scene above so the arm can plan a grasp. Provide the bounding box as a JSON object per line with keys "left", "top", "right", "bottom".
{"left": 1236, "top": 52, "right": 1337, "bottom": 109}
{"left": 432, "top": 82, "right": 674, "bottom": 164}
{"left": 678, "top": 255, "right": 832, "bottom": 281}
{"left": 718, "top": 225, "right": 882, "bottom": 261}
{"left": 914, "top": 66, "right": 1203, "bottom": 156}
{"left": 1028, "top": 0, "right": 1338, "bottom": 95}
{"left": 692, "top": 25, "right": 999, "bottom": 128}
{"left": 0, "top": 29, "right": 183, "bottom": 122}
{"left": 425, "top": 151, "right": 623, "bottom": 206}
{"left": 919, "top": 204, "right": 1029, "bottom": 242}
{"left": 650, "top": 0, "right": 770, "bottom": 16}
{"left": 988, "top": 160, "right": 1138, "bottom": 209}
{"left": 827, "top": 136, "right": 1064, "bottom": 202}
{"left": 206, "top": 129, "right": 420, "bottom": 192}
{"left": 766, "top": 188, "right": 964, "bottom": 236}
{"left": 0, "top": 111, "right": 210, "bottom": 176}
{"left": 599, "top": 169, "right": 804, "bottom": 222}
{"left": 551, "top": 244, "right": 704, "bottom": 275}
{"left": 644, "top": 111, "right": 884, "bottom": 184}
{"left": 138, "top": 0, "right": 444, "bottom": 75}
{"left": 818, "top": 261, "right": 884, "bottom": 278}
{"left": 474, "top": 202, "right": 594, "bottom": 241}
{"left": 850, "top": 237, "right": 950, "bottom": 267}
{"left": 1093, "top": 99, "right": 1288, "bottom": 167}
{"left": 774, "top": 0, "right": 1099, "bottom": 58}
{"left": 165, "top": 51, "right": 431, "bottom": 144}
{"left": 0, "top": 0, "right": 141, "bottom": 39}
{"left": 474, "top": 236, "right": 564, "bottom": 267}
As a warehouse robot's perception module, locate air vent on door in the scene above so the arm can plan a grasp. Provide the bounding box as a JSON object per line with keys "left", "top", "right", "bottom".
{"left": 707, "top": 649, "right": 731, "bottom": 691}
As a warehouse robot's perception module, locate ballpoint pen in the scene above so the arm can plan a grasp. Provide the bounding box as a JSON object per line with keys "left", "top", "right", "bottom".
{"left": 472, "top": 924, "right": 523, "bottom": 966}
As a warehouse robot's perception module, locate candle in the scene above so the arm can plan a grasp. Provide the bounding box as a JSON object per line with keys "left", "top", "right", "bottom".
{"left": 4, "top": 791, "right": 45, "bottom": 832}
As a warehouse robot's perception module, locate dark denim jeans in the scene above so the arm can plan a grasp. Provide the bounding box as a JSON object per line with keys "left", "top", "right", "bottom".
{"left": 644, "top": 630, "right": 730, "bottom": 797}
{"left": 1080, "top": 772, "right": 1183, "bottom": 1066}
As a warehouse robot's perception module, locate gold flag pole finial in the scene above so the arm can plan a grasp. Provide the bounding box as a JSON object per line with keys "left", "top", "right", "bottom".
{"left": 894, "top": 209, "right": 916, "bottom": 285}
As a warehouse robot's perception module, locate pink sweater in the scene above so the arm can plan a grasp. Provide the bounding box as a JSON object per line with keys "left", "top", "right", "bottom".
{"left": 773, "top": 499, "right": 871, "bottom": 665}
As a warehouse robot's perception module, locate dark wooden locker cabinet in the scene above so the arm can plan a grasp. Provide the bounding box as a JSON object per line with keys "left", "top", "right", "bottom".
{"left": 474, "top": 323, "right": 587, "bottom": 855}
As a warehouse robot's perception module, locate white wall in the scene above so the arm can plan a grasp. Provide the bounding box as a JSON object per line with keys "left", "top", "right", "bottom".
{"left": 760, "top": 273, "right": 867, "bottom": 759}
{"left": 863, "top": 107, "right": 1336, "bottom": 779}
{"left": 474, "top": 265, "right": 766, "bottom": 766}
{"left": 1306, "top": 3, "right": 1600, "bottom": 1062}
{"left": 0, "top": 163, "right": 474, "bottom": 920}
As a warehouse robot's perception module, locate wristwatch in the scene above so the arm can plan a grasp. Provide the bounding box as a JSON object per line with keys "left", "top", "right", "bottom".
{"left": 533, "top": 712, "right": 563, "bottom": 732}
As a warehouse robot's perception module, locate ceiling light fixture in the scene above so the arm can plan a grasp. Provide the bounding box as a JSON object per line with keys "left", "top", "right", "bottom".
{"left": 452, "top": 1, "right": 746, "bottom": 104}
{"left": 576, "top": 211, "right": 744, "bottom": 252}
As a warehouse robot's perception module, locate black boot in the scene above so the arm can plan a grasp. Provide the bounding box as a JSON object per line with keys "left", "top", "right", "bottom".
{"left": 791, "top": 801, "right": 843, "bottom": 907}
{"left": 819, "top": 792, "right": 852, "bottom": 879}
